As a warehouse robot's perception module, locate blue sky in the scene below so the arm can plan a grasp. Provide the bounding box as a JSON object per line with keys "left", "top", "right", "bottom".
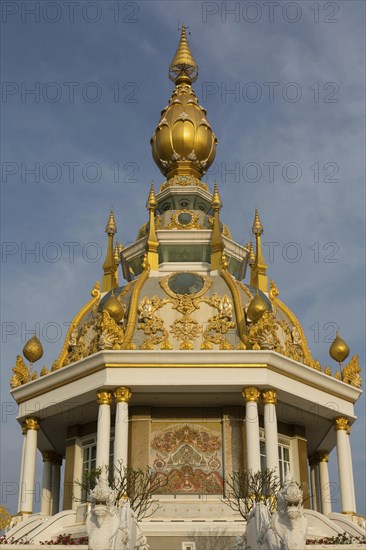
{"left": 1, "top": 1, "right": 365, "bottom": 516}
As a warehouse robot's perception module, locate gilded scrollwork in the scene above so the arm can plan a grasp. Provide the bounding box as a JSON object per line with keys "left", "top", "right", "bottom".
{"left": 201, "top": 294, "right": 235, "bottom": 350}
{"left": 269, "top": 279, "right": 316, "bottom": 368}
{"left": 98, "top": 310, "right": 125, "bottom": 350}
{"left": 342, "top": 355, "right": 362, "bottom": 388}
{"left": 170, "top": 316, "right": 202, "bottom": 350}
{"left": 137, "top": 296, "right": 172, "bottom": 350}
{"left": 10, "top": 355, "right": 37, "bottom": 388}
{"left": 247, "top": 310, "right": 281, "bottom": 351}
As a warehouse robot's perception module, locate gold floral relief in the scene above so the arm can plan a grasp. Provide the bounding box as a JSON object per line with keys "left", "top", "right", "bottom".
{"left": 201, "top": 294, "right": 235, "bottom": 350}
{"left": 137, "top": 296, "right": 172, "bottom": 350}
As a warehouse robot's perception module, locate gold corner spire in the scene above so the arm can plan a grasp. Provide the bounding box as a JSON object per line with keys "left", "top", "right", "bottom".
{"left": 169, "top": 24, "right": 198, "bottom": 85}
{"left": 146, "top": 182, "right": 159, "bottom": 271}
{"left": 102, "top": 209, "right": 118, "bottom": 292}
{"left": 105, "top": 209, "right": 117, "bottom": 235}
{"left": 248, "top": 242, "right": 256, "bottom": 267}
{"left": 250, "top": 209, "right": 268, "bottom": 292}
{"left": 210, "top": 182, "right": 224, "bottom": 270}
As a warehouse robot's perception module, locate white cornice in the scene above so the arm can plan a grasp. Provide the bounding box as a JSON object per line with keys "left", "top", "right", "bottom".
{"left": 11, "top": 349, "right": 361, "bottom": 407}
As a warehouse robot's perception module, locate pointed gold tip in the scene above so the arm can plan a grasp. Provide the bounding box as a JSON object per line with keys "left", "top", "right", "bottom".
{"left": 105, "top": 210, "right": 117, "bottom": 235}
{"left": 146, "top": 182, "right": 158, "bottom": 210}
{"left": 252, "top": 209, "right": 263, "bottom": 236}
{"left": 211, "top": 181, "right": 222, "bottom": 210}
{"left": 169, "top": 24, "right": 198, "bottom": 84}
{"left": 114, "top": 241, "right": 120, "bottom": 265}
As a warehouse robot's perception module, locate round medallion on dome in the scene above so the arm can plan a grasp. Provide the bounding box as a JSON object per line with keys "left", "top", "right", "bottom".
{"left": 178, "top": 212, "right": 193, "bottom": 225}
{"left": 167, "top": 272, "right": 204, "bottom": 295}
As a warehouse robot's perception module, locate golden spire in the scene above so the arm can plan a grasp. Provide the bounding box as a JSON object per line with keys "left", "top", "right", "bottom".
{"left": 146, "top": 182, "right": 159, "bottom": 271}
{"left": 114, "top": 240, "right": 120, "bottom": 266}
{"left": 210, "top": 182, "right": 224, "bottom": 270}
{"left": 102, "top": 210, "right": 118, "bottom": 292}
{"left": 169, "top": 24, "right": 198, "bottom": 85}
{"left": 250, "top": 209, "right": 268, "bottom": 292}
{"left": 248, "top": 242, "right": 256, "bottom": 268}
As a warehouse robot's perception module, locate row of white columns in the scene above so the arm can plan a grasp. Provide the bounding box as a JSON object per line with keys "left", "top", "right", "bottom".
{"left": 17, "top": 418, "right": 62, "bottom": 515}
{"left": 242, "top": 386, "right": 279, "bottom": 474}
{"left": 96, "top": 386, "right": 132, "bottom": 472}
{"left": 17, "top": 387, "right": 356, "bottom": 517}
{"left": 309, "top": 417, "right": 356, "bottom": 515}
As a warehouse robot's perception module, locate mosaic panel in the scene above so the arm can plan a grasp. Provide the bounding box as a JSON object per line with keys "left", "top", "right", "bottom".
{"left": 150, "top": 421, "right": 224, "bottom": 494}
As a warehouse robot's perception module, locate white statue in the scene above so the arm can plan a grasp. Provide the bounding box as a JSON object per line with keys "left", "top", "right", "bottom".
{"left": 245, "top": 468, "right": 307, "bottom": 550}
{"left": 86, "top": 469, "right": 119, "bottom": 550}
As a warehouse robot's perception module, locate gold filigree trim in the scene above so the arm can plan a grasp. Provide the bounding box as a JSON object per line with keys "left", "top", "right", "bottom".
{"left": 10, "top": 355, "right": 37, "bottom": 388}
{"left": 342, "top": 355, "right": 362, "bottom": 388}
{"left": 219, "top": 268, "right": 248, "bottom": 349}
{"left": 166, "top": 210, "right": 202, "bottom": 230}
{"left": 51, "top": 281, "right": 101, "bottom": 371}
{"left": 121, "top": 266, "right": 150, "bottom": 350}
{"left": 138, "top": 296, "right": 172, "bottom": 350}
{"left": 269, "top": 279, "right": 315, "bottom": 368}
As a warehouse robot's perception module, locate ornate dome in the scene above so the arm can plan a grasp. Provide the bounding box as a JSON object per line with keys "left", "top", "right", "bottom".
{"left": 151, "top": 26, "right": 217, "bottom": 180}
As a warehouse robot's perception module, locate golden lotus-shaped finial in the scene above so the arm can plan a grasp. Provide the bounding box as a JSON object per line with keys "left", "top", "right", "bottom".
{"left": 329, "top": 332, "right": 350, "bottom": 364}
{"left": 103, "top": 292, "right": 125, "bottom": 323}
{"left": 151, "top": 26, "right": 217, "bottom": 180}
{"left": 23, "top": 335, "right": 43, "bottom": 363}
{"left": 247, "top": 293, "right": 270, "bottom": 323}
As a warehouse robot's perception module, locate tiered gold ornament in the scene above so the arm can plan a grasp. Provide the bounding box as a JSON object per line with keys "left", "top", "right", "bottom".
{"left": 151, "top": 26, "right": 217, "bottom": 180}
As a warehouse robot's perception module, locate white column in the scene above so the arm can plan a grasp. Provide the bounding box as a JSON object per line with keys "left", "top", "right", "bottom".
{"left": 346, "top": 430, "right": 357, "bottom": 513}
{"left": 334, "top": 417, "right": 355, "bottom": 514}
{"left": 72, "top": 438, "right": 83, "bottom": 510}
{"left": 40, "top": 451, "right": 53, "bottom": 515}
{"left": 309, "top": 457, "right": 318, "bottom": 511}
{"left": 262, "top": 390, "right": 279, "bottom": 475}
{"left": 113, "top": 387, "right": 132, "bottom": 473}
{"left": 96, "top": 390, "right": 113, "bottom": 469}
{"left": 51, "top": 455, "right": 62, "bottom": 515}
{"left": 317, "top": 451, "right": 332, "bottom": 516}
{"left": 17, "top": 424, "right": 27, "bottom": 513}
{"left": 242, "top": 387, "right": 261, "bottom": 472}
{"left": 19, "top": 418, "right": 39, "bottom": 515}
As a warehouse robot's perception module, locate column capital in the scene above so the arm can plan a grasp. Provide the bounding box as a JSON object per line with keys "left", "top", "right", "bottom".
{"left": 316, "top": 450, "right": 329, "bottom": 463}
{"left": 97, "top": 390, "right": 113, "bottom": 405}
{"left": 51, "top": 454, "right": 63, "bottom": 466}
{"left": 114, "top": 386, "right": 132, "bottom": 403}
{"left": 23, "top": 417, "right": 39, "bottom": 432}
{"left": 242, "top": 386, "right": 260, "bottom": 402}
{"left": 262, "top": 389, "right": 277, "bottom": 405}
{"left": 308, "top": 455, "right": 318, "bottom": 467}
{"left": 334, "top": 417, "right": 350, "bottom": 432}
{"left": 42, "top": 450, "right": 54, "bottom": 462}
